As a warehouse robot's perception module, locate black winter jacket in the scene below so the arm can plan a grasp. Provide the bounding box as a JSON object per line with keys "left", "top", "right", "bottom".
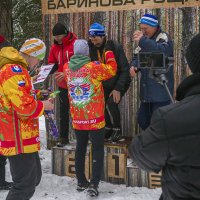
{"left": 129, "top": 73, "right": 200, "bottom": 200}
{"left": 89, "top": 39, "right": 131, "bottom": 94}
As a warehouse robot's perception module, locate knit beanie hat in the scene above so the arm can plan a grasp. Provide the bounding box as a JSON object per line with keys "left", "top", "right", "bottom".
{"left": 74, "top": 39, "right": 89, "bottom": 56}
{"left": 185, "top": 33, "right": 200, "bottom": 73}
{"left": 0, "top": 35, "right": 11, "bottom": 49}
{"left": 52, "top": 23, "right": 68, "bottom": 36}
{"left": 139, "top": 14, "right": 159, "bottom": 27}
{"left": 88, "top": 22, "right": 105, "bottom": 37}
{"left": 20, "top": 38, "right": 46, "bottom": 60}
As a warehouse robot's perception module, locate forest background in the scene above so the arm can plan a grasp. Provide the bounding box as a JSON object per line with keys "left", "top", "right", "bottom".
{"left": 0, "top": 0, "right": 199, "bottom": 136}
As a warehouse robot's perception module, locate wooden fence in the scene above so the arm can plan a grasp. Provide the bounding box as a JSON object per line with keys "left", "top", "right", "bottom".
{"left": 43, "top": 7, "right": 200, "bottom": 138}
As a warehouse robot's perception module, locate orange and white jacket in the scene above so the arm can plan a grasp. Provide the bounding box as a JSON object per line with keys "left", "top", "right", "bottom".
{"left": 0, "top": 47, "right": 44, "bottom": 156}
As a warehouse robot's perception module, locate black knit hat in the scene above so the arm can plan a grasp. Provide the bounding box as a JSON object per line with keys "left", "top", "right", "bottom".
{"left": 185, "top": 33, "right": 200, "bottom": 73}
{"left": 52, "top": 23, "right": 68, "bottom": 36}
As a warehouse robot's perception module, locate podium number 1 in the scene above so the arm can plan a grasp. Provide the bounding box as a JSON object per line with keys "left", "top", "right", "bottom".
{"left": 112, "top": 155, "right": 119, "bottom": 176}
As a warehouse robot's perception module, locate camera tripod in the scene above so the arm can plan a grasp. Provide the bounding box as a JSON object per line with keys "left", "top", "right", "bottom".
{"left": 154, "top": 72, "right": 175, "bottom": 103}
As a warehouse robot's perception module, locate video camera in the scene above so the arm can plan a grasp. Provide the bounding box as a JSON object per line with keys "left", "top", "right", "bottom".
{"left": 137, "top": 52, "right": 174, "bottom": 103}
{"left": 138, "top": 52, "right": 173, "bottom": 71}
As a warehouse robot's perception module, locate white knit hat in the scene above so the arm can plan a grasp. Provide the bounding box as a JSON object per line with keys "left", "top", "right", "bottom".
{"left": 74, "top": 39, "right": 89, "bottom": 56}
{"left": 20, "top": 38, "right": 46, "bottom": 60}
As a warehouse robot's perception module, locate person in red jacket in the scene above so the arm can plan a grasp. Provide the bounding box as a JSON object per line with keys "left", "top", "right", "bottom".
{"left": 48, "top": 22, "right": 77, "bottom": 145}
{"left": 0, "top": 35, "right": 13, "bottom": 190}
{"left": 0, "top": 38, "right": 53, "bottom": 200}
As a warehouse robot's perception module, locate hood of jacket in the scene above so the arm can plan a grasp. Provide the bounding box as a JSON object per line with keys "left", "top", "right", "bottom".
{"left": 54, "top": 32, "right": 77, "bottom": 45}
{"left": 150, "top": 26, "right": 162, "bottom": 40}
{"left": 0, "top": 47, "right": 28, "bottom": 69}
{"left": 176, "top": 73, "right": 200, "bottom": 101}
{"left": 69, "top": 55, "right": 91, "bottom": 71}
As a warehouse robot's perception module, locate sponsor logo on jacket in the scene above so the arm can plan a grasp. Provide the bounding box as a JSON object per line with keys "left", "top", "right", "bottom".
{"left": 11, "top": 66, "right": 22, "bottom": 73}
{"left": 18, "top": 80, "right": 26, "bottom": 87}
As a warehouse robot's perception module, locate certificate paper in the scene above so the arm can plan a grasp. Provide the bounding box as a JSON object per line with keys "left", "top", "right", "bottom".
{"left": 33, "top": 64, "right": 54, "bottom": 84}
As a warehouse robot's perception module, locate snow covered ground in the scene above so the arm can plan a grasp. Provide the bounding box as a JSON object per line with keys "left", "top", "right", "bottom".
{"left": 0, "top": 116, "right": 161, "bottom": 200}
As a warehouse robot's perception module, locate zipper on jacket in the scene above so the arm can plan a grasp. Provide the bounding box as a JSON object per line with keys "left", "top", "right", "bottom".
{"left": 62, "top": 45, "right": 64, "bottom": 67}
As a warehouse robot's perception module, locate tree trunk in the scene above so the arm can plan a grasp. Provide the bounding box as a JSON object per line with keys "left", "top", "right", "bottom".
{"left": 181, "top": 7, "right": 196, "bottom": 79}
{"left": 0, "top": 0, "right": 13, "bottom": 42}
{"left": 93, "top": 12, "right": 105, "bottom": 23}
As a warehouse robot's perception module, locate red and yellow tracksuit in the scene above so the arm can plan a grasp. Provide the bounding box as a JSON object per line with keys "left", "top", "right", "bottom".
{"left": 0, "top": 47, "right": 44, "bottom": 156}
{"left": 63, "top": 51, "right": 117, "bottom": 130}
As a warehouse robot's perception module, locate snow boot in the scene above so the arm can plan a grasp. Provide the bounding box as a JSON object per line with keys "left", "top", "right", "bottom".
{"left": 56, "top": 138, "right": 69, "bottom": 147}
{"left": 87, "top": 184, "right": 99, "bottom": 197}
{"left": 108, "top": 128, "right": 124, "bottom": 143}
{"left": 104, "top": 127, "right": 113, "bottom": 140}
{"left": 76, "top": 181, "right": 90, "bottom": 192}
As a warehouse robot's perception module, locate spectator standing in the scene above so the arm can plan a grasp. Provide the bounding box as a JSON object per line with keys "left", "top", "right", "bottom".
{"left": 48, "top": 22, "right": 77, "bottom": 145}
{"left": 129, "top": 33, "right": 200, "bottom": 200}
{"left": 130, "top": 14, "right": 174, "bottom": 130}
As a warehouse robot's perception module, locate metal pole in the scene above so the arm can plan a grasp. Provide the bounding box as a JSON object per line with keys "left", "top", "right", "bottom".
{"left": 158, "top": 74, "right": 175, "bottom": 104}
{"left": 163, "top": 82, "right": 175, "bottom": 103}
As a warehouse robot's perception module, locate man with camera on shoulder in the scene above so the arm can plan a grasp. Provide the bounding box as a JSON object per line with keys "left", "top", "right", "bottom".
{"left": 130, "top": 14, "right": 174, "bottom": 130}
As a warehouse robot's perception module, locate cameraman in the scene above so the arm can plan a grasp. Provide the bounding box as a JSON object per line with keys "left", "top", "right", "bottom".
{"left": 129, "top": 33, "right": 200, "bottom": 200}
{"left": 130, "top": 14, "right": 174, "bottom": 130}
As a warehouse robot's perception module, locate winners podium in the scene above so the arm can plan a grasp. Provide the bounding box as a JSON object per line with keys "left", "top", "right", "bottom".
{"left": 101, "top": 138, "right": 132, "bottom": 184}
{"left": 51, "top": 137, "right": 161, "bottom": 188}
{"left": 52, "top": 143, "right": 90, "bottom": 179}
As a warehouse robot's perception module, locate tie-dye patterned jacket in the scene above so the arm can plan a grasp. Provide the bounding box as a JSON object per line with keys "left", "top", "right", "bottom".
{"left": 0, "top": 47, "right": 44, "bottom": 156}
{"left": 63, "top": 51, "right": 117, "bottom": 130}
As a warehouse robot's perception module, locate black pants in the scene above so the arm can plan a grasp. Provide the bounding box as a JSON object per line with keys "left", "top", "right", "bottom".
{"left": 137, "top": 101, "right": 170, "bottom": 130}
{"left": 0, "top": 155, "right": 7, "bottom": 185}
{"left": 75, "top": 129, "right": 105, "bottom": 186}
{"left": 59, "top": 87, "right": 69, "bottom": 141}
{"left": 104, "top": 88, "right": 121, "bottom": 129}
{"left": 6, "top": 152, "right": 42, "bottom": 200}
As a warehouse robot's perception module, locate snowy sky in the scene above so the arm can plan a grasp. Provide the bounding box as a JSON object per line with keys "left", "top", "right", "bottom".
{"left": 0, "top": 116, "right": 161, "bottom": 200}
